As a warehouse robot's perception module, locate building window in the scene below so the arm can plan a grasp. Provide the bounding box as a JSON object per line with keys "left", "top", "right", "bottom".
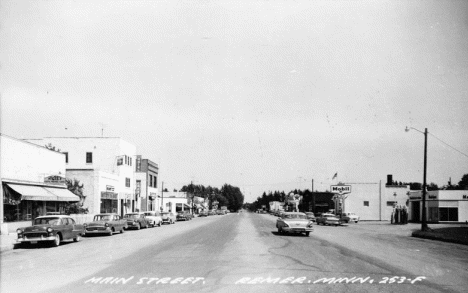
{"left": 64, "top": 152, "right": 68, "bottom": 163}
{"left": 130, "top": 157, "right": 132, "bottom": 166}
{"left": 86, "top": 152, "right": 93, "bottom": 163}
{"left": 125, "top": 178, "right": 130, "bottom": 187}
{"left": 154, "top": 176, "right": 157, "bottom": 188}
{"left": 387, "top": 201, "right": 397, "bottom": 207}
{"left": 125, "top": 155, "right": 128, "bottom": 165}
{"left": 363, "top": 201, "right": 369, "bottom": 207}
{"left": 149, "top": 175, "right": 153, "bottom": 187}
{"left": 117, "top": 157, "right": 123, "bottom": 166}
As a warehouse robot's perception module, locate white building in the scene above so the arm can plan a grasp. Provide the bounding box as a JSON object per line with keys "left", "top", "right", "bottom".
{"left": 156, "top": 191, "right": 191, "bottom": 213}
{"left": 409, "top": 190, "right": 468, "bottom": 223}
{"left": 339, "top": 175, "right": 410, "bottom": 221}
{"left": 1, "top": 134, "right": 79, "bottom": 234}
{"left": 134, "top": 156, "right": 159, "bottom": 212}
{"left": 25, "top": 137, "right": 137, "bottom": 216}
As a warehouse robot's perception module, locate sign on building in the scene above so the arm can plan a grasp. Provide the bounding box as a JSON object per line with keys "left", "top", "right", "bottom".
{"left": 44, "top": 175, "right": 66, "bottom": 185}
{"left": 330, "top": 185, "right": 351, "bottom": 194}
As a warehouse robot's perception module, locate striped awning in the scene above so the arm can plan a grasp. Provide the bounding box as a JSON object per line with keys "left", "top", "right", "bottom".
{"left": 6, "top": 184, "right": 80, "bottom": 202}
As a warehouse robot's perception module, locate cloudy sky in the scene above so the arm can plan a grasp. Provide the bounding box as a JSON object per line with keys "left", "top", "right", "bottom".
{"left": 1, "top": 0, "right": 467, "bottom": 202}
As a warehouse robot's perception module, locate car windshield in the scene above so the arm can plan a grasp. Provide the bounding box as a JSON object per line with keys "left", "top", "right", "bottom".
{"left": 144, "top": 212, "right": 155, "bottom": 216}
{"left": 34, "top": 217, "right": 61, "bottom": 225}
{"left": 94, "top": 215, "right": 112, "bottom": 221}
{"left": 161, "top": 213, "right": 169, "bottom": 216}
{"left": 283, "top": 214, "right": 306, "bottom": 219}
{"left": 124, "top": 214, "right": 139, "bottom": 219}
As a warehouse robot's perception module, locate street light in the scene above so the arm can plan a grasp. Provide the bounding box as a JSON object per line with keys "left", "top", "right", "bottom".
{"left": 405, "top": 126, "right": 428, "bottom": 231}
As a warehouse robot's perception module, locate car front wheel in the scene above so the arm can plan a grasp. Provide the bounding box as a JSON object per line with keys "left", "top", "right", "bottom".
{"left": 73, "top": 234, "right": 81, "bottom": 242}
{"left": 305, "top": 232, "right": 310, "bottom": 236}
{"left": 52, "top": 234, "right": 61, "bottom": 247}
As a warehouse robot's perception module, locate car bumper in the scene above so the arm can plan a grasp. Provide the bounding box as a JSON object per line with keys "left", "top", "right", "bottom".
{"left": 17, "top": 235, "right": 56, "bottom": 243}
{"left": 282, "top": 227, "right": 314, "bottom": 233}
{"left": 84, "top": 227, "right": 112, "bottom": 234}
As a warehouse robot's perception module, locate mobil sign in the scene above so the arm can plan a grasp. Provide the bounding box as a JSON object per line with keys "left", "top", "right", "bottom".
{"left": 330, "top": 185, "right": 351, "bottom": 195}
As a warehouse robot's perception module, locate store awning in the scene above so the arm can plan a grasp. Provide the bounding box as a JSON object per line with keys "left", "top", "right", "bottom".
{"left": 46, "top": 187, "right": 80, "bottom": 202}
{"left": 6, "top": 184, "right": 80, "bottom": 202}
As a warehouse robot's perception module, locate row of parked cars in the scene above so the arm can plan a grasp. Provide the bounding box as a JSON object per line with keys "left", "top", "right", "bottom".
{"left": 270, "top": 210, "right": 360, "bottom": 231}
{"left": 15, "top": 210, "right": 196, "bottom": 247}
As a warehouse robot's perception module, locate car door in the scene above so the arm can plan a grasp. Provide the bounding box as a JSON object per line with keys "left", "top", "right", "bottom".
{"left": 69, "top": 218, "right": 82, "bottom": 237}
{"left": 61, "top": 218, "right": 73, "bottom": 240}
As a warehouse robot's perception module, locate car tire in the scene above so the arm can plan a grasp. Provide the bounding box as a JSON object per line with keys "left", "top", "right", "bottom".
{"left": 305, "top": 232, "right": 310, "bottom": 237}
{"left": 137, "top": 223, "right": 141, "bottom": 230}
{"left": 120, "top": 228, "right": 124, "bottom": 234}
{"left": 52, "top": 234, "right": 61, "bottom": 247}
{"left": 73, "top": 234, "right": 82, "bottom": 242}
{"left": 108, "top": 228, "right": 114, "bottom": 236}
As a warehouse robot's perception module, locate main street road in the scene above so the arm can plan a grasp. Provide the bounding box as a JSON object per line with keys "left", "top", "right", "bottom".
{"left": 1, "top": 212, "right": 467, "bottom": 293}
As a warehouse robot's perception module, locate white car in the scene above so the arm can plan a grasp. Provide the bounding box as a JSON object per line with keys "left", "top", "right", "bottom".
{"left": 143, "top": 211, "right": 162, "bottom": 227}
{"left": 340, "top": 212, "right": 360, "bottom": 223}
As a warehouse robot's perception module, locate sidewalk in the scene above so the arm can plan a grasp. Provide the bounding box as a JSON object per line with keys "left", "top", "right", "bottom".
{"left": 0, "top": 233, "right": 18, "bottom": 253}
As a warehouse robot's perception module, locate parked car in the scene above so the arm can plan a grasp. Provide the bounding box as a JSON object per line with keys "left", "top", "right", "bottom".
{"left": 124, "top": 212, "right": 150, "bottom": 229}
{"left": 216, "top": 209, "right": 225, "bottom": 215}
{"left": 143, "top": 211, "right": 162, "bottom": 227}
{"left": 316, "top": 213, "right": 342, "bottom": 226}
{"left": 160, "top": 212, "right": 176, "bottom": 224}
{"left": 16, "top": 215, "right": 84, "bottom": 247}
{"left": 176, "top": 211, "right": 193, "bottom": 221}
{"left": 276, "top": 212, "right": 314, "bottom": 236}
{"left": 84, "top": 213, "right": 127, "bottom": 236}
{"left": 304, "top": 212, "right": 316, "bottom": 222}
{"left": 199, "top": 211, "right": 208, "bottom": 217}
{"left": 338, "top": 212, "right": 360, "bottom": 223}
{"left": 208, "top": 210, "right": 216, "bottom": 216}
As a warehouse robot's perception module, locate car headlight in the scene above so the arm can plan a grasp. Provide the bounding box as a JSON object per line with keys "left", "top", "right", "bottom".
{"left": 84, "top": 223, "right": 88, "bottom": 227}
{"left": 307, "top": 221, "right": 314, "bottom": 228}
{"left": 47, "top": 227, "right": 53, "bottom": 233}
{"left": 16, "top": 229, "right": 23, "bottom": 234}
{"left": 283, "top": 223, "right": 289, "bottom": 227}
{"left": 105, "top": 223, "right": 109, "bottom": 227}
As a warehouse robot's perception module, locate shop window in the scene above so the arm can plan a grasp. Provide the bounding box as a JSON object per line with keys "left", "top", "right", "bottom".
{"left": 363, "top": 201, "right": 369, "bottom": 207}
{"left": 86, "top": 152, "right": 93, "bottom": 163}
{"left": 439, "top": 207, "right": 458, "bottom": 221}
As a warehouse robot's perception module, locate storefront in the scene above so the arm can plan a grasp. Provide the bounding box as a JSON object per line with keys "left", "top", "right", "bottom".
{"left": 409, "top": 190, "right": 468, "bottom": 223}
{"left": 100, "top": 191, "right": 118, "bottom": 213}
{"left": 2, "top": 182, "right": 80, "bottom": 222}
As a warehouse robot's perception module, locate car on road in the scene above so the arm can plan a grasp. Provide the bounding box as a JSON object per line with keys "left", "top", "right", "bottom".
{"left": 16, "top": 215, "right": 84, "bottom": 247}
{"left": 338, "top": 212, "right": 360, "bottom": 223}
{"left": 276, "top": 212, "right": 314, "bottom": 236}
{"left": 208, "top": 210, "right": 216, "bottom": 216}
{"left": 124, "top": 212, "right": 150, "bottom": 229}
{"left": 304, "top": 212, "right": 316, "bottom": 222}
{"left": 176, "top": 211, "right": 193, "bottom": 221}
{"left": 160, "top": 212, "right": 176, "bottom": 224}
{"left": 316, "top": 213, "right": 342, "bottom": 226}
{"left": 199, "top": 211, "right": 208, "bottom": 217}
{"left": 143, "top": 211, "right": 163, "bottom": 227}
{"left": 84, "top": 213, "right": 127, "bottom": 236}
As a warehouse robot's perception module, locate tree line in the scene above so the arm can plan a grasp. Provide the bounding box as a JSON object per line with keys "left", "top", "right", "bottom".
{"left": 179, "top": 183, "right": 244, "bottom": 212}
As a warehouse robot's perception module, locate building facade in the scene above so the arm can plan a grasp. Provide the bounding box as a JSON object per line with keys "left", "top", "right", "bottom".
{"left": 25, "top": 137, "right": 137, "bottom": 217}
{"left": 409, "top": 190, "right": 468, "bottom": 223}
{"left": 1, "top": 134, "right": 79, "bottom": 234}
{"left": 156, "top": 191, "right": 191, "bottom": 213}
{"left": 134, "top": 156, "right": 159, "bottom": 212}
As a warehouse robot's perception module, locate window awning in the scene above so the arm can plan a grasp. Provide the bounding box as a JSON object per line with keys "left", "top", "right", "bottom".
{"left": 6, "top": 184, "right": 80, "bottom": 202}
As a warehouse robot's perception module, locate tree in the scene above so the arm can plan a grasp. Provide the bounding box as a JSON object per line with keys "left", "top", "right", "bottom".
{"left": 458, "top": 174, "right": 468, "bottom": 190}
{"left": 65, "top": 178, "right": 88, "bottom": 214}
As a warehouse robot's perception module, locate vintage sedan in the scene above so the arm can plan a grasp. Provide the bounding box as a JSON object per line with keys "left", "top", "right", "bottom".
{"left": 160, "top": 212, "right": 176, "bottom": 224}
{"left": 198, "top": 211, "right": 208, "bottom": 217}
{"left": 176, "top": 211, "right": 192, "bottom": 221}
{"left": 339, "top": 212, "right": 360, "bottom": 223}
{"left": 316, "top": 213, "right": 342, "bottom": 226}
{"left": 83, "top": 213, "right": 127, "bottom": 236}
{"left": 124, "top": 212, "right": 150, "bottom": 229}
{"left": 143, "top": 211, "right": 162, "bottom": 227}
{"left": 276, "top": 212, "right": 314, "bottom": 236}
{"left": 17, "top": 215, "right": 84, "bottom": 247}
{"left": 304, "top": 212, "right": 316, "bottom": 222}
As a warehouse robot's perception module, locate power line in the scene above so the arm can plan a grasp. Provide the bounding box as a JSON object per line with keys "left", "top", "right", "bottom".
{"left": 429, "top": 132, "right": 468, "bottom": 159}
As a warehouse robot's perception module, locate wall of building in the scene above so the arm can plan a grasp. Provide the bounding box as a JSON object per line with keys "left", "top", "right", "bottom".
{"left": 343, "top": 182, "right": 382, "bottom": 221}
{"left": 1, "top": 135, "right": 66, "bottom": 183}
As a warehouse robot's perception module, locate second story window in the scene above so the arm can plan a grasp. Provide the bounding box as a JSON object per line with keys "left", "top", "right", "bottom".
{"left": 64, "top": 152, "right": 68, "bottom": 164}
{"left": 125, "top": 178, "right": 131, "bottom": 187}
{"left": 149, "top": 175, "right": 153, "bottom": 187}
{"left": 86, "top": 152, "right": 93, "bottom": 163}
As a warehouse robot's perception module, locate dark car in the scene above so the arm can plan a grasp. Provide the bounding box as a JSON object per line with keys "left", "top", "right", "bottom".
{"left": 176, "top": 211, "right": 193, "bottom": 221}
{"left": 304, "top": 212, "right": 316, "bottom": 222}
{"left": 83, "top": 213, "right": 127, "bottom": 236}
{"left": 124, "top": 212, "right": 150, "bottom": 229}
{"left": 16, "top": 215, "right": 84, "bottom": 247}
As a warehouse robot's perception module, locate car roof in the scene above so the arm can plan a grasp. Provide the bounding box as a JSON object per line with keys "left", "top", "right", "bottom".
{"left": 283, "top": 212, "right": 306, "bottom": 215}
{"left": 95, "top": 213, "right": 117, "bottom": 216}
{"left": 36, "top": 215, "right": 69, "bottom": 219}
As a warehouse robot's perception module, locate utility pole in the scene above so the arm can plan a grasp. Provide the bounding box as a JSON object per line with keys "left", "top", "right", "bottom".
{"left": 422, "top": 128, "right": 428, "bottom": 231}
{"left": 161, "top": 181, "right": 164, "bottom": 212}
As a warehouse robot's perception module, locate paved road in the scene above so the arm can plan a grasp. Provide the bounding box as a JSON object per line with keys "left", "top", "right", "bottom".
{"left": 1, "top": 212, "right": 467, "bottom": 293}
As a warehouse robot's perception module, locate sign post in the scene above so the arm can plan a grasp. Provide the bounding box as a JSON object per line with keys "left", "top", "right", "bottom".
{"left": 330, "top": 184, "right": 351, "bottom": 214}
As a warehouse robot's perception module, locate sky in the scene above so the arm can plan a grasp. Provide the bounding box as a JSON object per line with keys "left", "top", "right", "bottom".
{"left": 1, "top": 0, "right": 467, "bottom": 203}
